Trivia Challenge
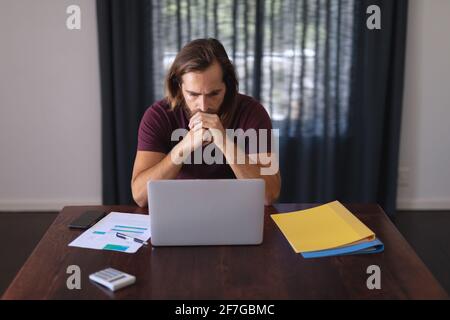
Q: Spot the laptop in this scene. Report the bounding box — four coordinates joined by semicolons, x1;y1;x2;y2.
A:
147;179;265;246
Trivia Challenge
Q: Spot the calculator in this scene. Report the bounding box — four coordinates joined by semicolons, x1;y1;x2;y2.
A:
89;268;136;291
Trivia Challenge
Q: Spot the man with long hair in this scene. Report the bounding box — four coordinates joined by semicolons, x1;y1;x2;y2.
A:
131;38;281;207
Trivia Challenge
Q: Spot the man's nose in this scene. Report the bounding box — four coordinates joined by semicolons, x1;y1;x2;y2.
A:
198;95;208;112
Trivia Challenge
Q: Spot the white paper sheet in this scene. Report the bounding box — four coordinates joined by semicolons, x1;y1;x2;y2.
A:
69;212;151;253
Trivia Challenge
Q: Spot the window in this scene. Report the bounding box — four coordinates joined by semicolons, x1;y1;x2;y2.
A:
151;0;355;137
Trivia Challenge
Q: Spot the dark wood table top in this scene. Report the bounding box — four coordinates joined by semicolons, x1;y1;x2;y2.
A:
2;204;448;300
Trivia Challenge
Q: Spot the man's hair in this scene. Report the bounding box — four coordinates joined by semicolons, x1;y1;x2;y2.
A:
165;38;239;127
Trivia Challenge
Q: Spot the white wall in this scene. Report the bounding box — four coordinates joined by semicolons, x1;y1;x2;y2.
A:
397;0;450;210
0;0;102;211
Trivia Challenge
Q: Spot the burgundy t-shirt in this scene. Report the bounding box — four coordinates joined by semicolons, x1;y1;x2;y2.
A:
137;93;272;179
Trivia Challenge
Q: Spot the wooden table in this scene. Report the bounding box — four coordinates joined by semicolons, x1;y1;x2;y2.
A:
2;204;448;299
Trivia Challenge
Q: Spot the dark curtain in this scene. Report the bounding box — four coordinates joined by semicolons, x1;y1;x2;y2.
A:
97;0;408;216
97;1;155;204
277;0;408;217
348;0;408;216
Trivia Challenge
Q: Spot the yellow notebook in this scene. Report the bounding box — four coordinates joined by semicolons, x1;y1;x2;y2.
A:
271;201;375;253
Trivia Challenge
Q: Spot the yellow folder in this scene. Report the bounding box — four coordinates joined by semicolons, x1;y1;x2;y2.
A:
271;201;375;253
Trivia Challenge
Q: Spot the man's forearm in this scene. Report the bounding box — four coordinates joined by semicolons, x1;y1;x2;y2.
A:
132;144;185;207
228;161;280;205
219;138;281;205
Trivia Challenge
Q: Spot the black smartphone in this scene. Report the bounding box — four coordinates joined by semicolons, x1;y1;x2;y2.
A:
68;211;106;229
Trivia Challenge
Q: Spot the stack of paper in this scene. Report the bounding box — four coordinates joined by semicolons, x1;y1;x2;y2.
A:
271;201;384;258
